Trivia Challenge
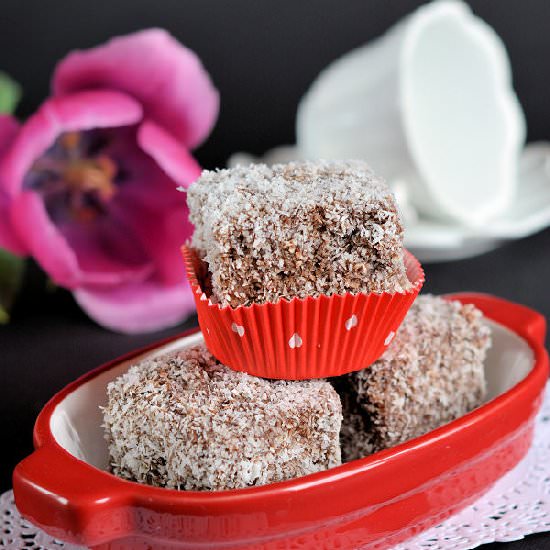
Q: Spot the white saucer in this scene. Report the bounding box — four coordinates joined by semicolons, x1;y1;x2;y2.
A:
228;142;550;263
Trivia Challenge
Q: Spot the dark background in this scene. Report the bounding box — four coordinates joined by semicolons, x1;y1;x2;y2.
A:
1;1;550;548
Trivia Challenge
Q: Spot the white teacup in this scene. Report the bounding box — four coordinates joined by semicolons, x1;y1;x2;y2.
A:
297;0;526;227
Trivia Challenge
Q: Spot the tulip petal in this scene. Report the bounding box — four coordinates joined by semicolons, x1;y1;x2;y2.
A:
137;119;201;187
0;90;143;197
10;191;152;288
73;279;196;333
53;29;219;148
0;202;26;254
0;199;26;254
10;191;81;287
0;114;19;155
0;114;26;254
59;219;154;285
111;176;192;286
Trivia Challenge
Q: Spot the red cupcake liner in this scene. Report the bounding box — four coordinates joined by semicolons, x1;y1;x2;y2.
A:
182;246;424;380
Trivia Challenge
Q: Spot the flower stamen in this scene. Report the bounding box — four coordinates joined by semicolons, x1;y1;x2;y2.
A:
24;130;119;223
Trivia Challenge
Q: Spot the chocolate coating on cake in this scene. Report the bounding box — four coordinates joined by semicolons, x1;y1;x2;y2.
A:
187;160;410;307
104;344;342;490
340;295;491;462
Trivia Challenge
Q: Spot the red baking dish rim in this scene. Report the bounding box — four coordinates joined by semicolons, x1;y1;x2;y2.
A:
12;292;549;548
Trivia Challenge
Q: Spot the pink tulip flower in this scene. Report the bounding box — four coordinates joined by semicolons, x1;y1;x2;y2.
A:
0;29;218;332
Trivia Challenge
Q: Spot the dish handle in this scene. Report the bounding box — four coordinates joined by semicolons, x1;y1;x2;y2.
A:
13;445;131;546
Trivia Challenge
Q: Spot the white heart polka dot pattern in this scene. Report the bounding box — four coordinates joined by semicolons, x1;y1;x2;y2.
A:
231;323;245;337
288;333;303;349
345;314;358;331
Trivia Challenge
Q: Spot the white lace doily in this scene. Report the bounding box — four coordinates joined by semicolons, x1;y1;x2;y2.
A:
0;489;82;549
2;382;549;550
396;382;550;550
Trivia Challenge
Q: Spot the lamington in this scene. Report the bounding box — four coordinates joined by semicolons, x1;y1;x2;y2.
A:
339;295;491;462
186;160;411;307
104;344;342;490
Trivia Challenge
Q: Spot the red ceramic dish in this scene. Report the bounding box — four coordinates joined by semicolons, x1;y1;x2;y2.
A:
12;293;549;550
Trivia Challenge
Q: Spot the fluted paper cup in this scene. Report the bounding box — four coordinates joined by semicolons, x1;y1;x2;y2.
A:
182;246;424;380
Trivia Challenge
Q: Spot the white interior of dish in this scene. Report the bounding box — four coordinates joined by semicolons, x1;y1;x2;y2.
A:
50;322;534;471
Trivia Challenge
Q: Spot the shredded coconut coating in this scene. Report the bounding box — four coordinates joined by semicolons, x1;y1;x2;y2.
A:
187;160;410;307
103;344;342;491
339;295;491;462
